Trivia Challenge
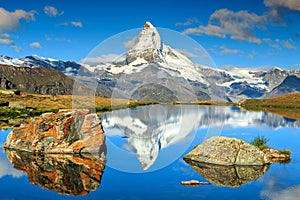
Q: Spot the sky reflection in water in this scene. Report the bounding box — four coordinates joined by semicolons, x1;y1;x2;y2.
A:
0;105;299;199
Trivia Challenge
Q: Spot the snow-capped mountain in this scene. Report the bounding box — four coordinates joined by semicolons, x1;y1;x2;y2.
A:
264;75;300;98
1;21;300;101
88;22;229;102
199;66;300;101
0;55;82;76
125;22;193;67
85;22;300;101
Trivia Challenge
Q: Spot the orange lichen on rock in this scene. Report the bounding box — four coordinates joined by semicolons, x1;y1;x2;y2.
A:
4;109;105;155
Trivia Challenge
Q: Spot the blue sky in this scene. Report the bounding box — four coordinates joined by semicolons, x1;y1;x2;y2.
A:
0;0;300;69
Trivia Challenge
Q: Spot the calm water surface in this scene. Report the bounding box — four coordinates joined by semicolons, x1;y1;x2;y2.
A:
0;105;300;200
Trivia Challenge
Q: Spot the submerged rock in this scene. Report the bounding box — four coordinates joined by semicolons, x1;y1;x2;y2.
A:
5;150;105;196
184;136;270;166
4;109;105;155
184;160;269;188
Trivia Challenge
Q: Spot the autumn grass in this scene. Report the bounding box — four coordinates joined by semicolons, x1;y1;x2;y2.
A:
0;93;155;119
0;93;134;111
278;149;291;155
0;107;58;119
240;92;300;120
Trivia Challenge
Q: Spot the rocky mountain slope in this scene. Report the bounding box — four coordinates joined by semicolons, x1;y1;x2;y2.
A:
0;64;75;95
264;75;300;98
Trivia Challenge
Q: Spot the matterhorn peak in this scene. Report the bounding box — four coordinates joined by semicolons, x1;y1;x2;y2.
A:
126;21;165;64
143;21;155;29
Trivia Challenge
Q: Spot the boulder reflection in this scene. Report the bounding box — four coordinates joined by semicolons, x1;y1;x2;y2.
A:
184;160;269;188
5;150;105;196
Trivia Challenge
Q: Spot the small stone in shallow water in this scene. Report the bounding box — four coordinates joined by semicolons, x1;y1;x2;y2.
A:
180;180;210;186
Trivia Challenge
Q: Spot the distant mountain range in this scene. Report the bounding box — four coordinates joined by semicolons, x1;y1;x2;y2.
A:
0;22;299;100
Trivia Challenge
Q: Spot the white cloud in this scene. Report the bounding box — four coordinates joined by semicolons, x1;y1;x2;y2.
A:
264;0;300;22
0;7;35;32
175;49;198;58
183;9;266;44
59;21;83;28
184;24;226;37
0;33;14;45
13;45;22;52
263;38;297;50
282;39;297;49
263;38;280;49
248;51;257;59
264;0;300;12
261;178;300;200
70;21;83;28
29;42;42;48
82;54;125;65
0;8;35;52
124;37;137;49
0;33;22;52
199;53;209;59
0;155;25;179
43;6;64;17
45;35;71;43
219;46;242;55
175;18;200;26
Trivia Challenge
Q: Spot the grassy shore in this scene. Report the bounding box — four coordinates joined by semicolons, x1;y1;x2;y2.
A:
240;92;300;120
0;93;133;110
0;93;156;128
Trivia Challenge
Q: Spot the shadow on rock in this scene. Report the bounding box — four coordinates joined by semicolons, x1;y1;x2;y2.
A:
184;159;270;188
5;150;106;196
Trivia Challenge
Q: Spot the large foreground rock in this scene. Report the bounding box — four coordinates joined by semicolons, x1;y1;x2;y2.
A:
184;136;270;165
4;109;105;155
184;160;269;188
5;150;105;196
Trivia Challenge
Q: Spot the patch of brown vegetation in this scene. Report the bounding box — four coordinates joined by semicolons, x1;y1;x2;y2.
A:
261;93;300;120
0;93;132;111
240;92;300;120
264;92;300;105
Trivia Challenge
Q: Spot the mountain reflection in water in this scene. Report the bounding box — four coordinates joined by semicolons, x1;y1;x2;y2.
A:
101;105;300;170
5;150;105;196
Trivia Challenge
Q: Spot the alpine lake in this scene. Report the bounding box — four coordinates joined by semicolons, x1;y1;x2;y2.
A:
0;104;300;200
